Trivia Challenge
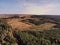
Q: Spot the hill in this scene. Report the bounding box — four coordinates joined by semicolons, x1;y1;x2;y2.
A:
0;14;60;45
5;15;60;30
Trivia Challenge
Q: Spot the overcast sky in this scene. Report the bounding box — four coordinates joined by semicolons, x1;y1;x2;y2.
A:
0;0;60;15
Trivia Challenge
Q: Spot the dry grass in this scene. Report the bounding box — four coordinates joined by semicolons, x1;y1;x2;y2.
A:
4;15;57;31
7;18;36;30
35;23;56;31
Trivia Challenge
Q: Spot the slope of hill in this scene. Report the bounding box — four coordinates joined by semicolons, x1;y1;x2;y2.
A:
0;14;60;45
0;14;60;30
5;15;60;30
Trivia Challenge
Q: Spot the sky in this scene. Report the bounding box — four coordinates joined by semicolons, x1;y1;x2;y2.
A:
0;0;60;15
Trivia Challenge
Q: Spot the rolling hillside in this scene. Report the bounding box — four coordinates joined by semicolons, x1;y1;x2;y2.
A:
0;14;60;45
5;15;60;30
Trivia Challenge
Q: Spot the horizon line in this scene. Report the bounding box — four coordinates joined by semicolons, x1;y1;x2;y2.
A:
0;14;60;15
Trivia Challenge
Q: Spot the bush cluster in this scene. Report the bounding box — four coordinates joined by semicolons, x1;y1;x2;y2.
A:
14;29;60;45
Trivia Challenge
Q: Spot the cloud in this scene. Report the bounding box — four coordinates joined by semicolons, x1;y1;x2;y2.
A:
0;0;60;14
22;2;60;15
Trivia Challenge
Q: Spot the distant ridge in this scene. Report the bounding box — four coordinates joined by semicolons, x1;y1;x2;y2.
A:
0;14;60;19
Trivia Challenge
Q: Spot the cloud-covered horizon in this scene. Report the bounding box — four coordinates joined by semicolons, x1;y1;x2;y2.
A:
0;0;60;15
